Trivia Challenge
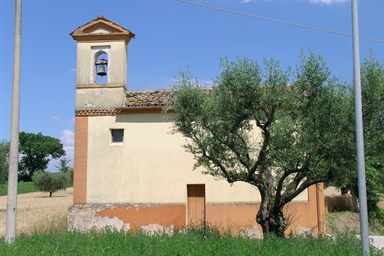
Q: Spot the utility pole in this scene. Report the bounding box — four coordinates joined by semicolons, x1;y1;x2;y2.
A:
5;0;22;244
351;0;369;255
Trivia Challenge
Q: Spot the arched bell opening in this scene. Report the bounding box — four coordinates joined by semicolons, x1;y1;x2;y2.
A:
95;51;108;84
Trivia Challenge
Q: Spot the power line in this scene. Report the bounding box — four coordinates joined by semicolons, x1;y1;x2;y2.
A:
177;0;384;44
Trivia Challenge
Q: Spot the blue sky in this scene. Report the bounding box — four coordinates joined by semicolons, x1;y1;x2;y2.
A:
0;0;383;171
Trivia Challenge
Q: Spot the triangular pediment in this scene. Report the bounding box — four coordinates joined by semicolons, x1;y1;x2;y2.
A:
70;15;135;43
89;28;112;35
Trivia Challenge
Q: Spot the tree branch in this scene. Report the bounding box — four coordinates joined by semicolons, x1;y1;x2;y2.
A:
191;133;236;183
281;175;327;205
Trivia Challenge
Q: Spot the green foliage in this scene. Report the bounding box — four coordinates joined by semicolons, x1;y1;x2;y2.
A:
0;184;8;196
19;132;65;180
0;140;10;184
329;52;384;218
361;54;384;218
0;181;39;196
54;157;71;173
17;181;39;194
365;164;384;218
166;51;354;236
0;229;382;256
66;167;74;187
32;171;69;197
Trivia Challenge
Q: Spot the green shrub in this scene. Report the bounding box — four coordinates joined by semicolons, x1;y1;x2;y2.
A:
32;171;69;197
65;168;73;187
0;183;7;196
17;181;39;194
0;181;38;196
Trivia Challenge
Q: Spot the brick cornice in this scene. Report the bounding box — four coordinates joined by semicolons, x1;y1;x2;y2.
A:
75;83;126;89
75;108;122;116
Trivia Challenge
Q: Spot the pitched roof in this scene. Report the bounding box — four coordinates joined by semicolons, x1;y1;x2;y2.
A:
70;15;135;42
125;89;173;108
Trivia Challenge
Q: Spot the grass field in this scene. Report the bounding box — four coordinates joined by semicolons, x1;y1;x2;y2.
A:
1;227;383;256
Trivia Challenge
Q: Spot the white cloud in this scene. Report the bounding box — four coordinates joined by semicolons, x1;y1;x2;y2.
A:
309;0;347;5
53;116;74;125
240;0;252;3
63;145;74;162
68;68;76;72
60;129;74;145
49;145;74;169
53;116;64;124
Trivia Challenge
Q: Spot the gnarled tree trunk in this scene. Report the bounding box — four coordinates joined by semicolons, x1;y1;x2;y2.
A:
256;200;287;238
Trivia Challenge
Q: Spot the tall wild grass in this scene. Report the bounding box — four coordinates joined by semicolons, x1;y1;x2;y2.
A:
0;217;383;256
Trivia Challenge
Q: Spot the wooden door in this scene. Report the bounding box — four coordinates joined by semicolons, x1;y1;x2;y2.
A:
187;184;206;225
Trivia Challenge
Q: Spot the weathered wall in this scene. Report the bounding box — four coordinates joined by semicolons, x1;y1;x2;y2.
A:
75;86;126;110
75;41;128;110
71;112;324;236
68;185;324;236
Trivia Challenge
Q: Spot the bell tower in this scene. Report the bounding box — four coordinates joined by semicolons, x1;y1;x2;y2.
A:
70;15;135;110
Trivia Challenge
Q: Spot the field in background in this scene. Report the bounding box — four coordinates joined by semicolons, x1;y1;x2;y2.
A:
0;188;72;237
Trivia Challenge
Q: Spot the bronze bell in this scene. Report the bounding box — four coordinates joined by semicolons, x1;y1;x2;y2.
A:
96;65;107;77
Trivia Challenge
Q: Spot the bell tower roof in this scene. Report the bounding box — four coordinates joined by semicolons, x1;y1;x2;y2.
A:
70;15;135;43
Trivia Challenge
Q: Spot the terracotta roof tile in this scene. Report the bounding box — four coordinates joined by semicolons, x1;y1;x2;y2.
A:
125;89;173;108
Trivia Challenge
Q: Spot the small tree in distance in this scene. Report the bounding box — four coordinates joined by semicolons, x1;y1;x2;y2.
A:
55;157;74;187
55;157;71;172
32;171;69;197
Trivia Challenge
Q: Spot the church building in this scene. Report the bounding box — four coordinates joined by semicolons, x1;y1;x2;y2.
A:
68;15;325;237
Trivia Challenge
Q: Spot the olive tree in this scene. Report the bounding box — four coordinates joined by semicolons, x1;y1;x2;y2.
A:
32;171;69;197
166;52;354;237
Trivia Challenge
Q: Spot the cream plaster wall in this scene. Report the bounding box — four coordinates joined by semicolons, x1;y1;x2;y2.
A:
75;87;126;110
75;41;128;110
76;41;127;85
86;114;308;204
